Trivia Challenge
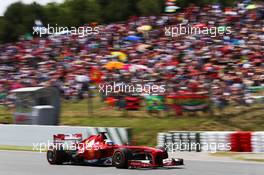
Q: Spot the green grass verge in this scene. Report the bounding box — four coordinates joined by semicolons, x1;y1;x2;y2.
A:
0;105;13;124
1;97;264;146
211;152;264;163
60;99;264;146
0;145;35;152
235;157;264;163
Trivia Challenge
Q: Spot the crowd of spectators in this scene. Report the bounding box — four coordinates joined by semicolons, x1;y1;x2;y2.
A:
0;2;263;110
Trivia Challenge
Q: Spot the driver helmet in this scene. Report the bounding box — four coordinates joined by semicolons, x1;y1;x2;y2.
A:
105;139;114;145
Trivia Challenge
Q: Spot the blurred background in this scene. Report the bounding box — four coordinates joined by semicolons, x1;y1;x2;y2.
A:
0;0;263;146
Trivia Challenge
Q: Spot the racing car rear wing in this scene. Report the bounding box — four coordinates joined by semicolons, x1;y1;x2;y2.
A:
53;133;82;144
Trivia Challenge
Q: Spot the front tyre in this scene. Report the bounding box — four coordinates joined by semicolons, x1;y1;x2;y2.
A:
112;148;132;169
156;146;168;159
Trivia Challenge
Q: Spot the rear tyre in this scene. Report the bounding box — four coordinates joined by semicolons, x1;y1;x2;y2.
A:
112;148;132;169
47;149;65;165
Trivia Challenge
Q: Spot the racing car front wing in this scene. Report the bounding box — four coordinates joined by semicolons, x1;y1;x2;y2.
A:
128;158;184;168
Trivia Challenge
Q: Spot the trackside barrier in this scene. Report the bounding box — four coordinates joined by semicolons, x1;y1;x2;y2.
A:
252;132;264;152
230;132;252;152
0;124;132;147
157;131;264;153
157;131;201;152
200;131;235;152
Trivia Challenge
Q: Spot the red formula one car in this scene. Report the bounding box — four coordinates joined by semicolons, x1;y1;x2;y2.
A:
47;132;184;169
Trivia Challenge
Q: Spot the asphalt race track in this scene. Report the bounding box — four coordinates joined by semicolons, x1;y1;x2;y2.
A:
0;151;263;175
